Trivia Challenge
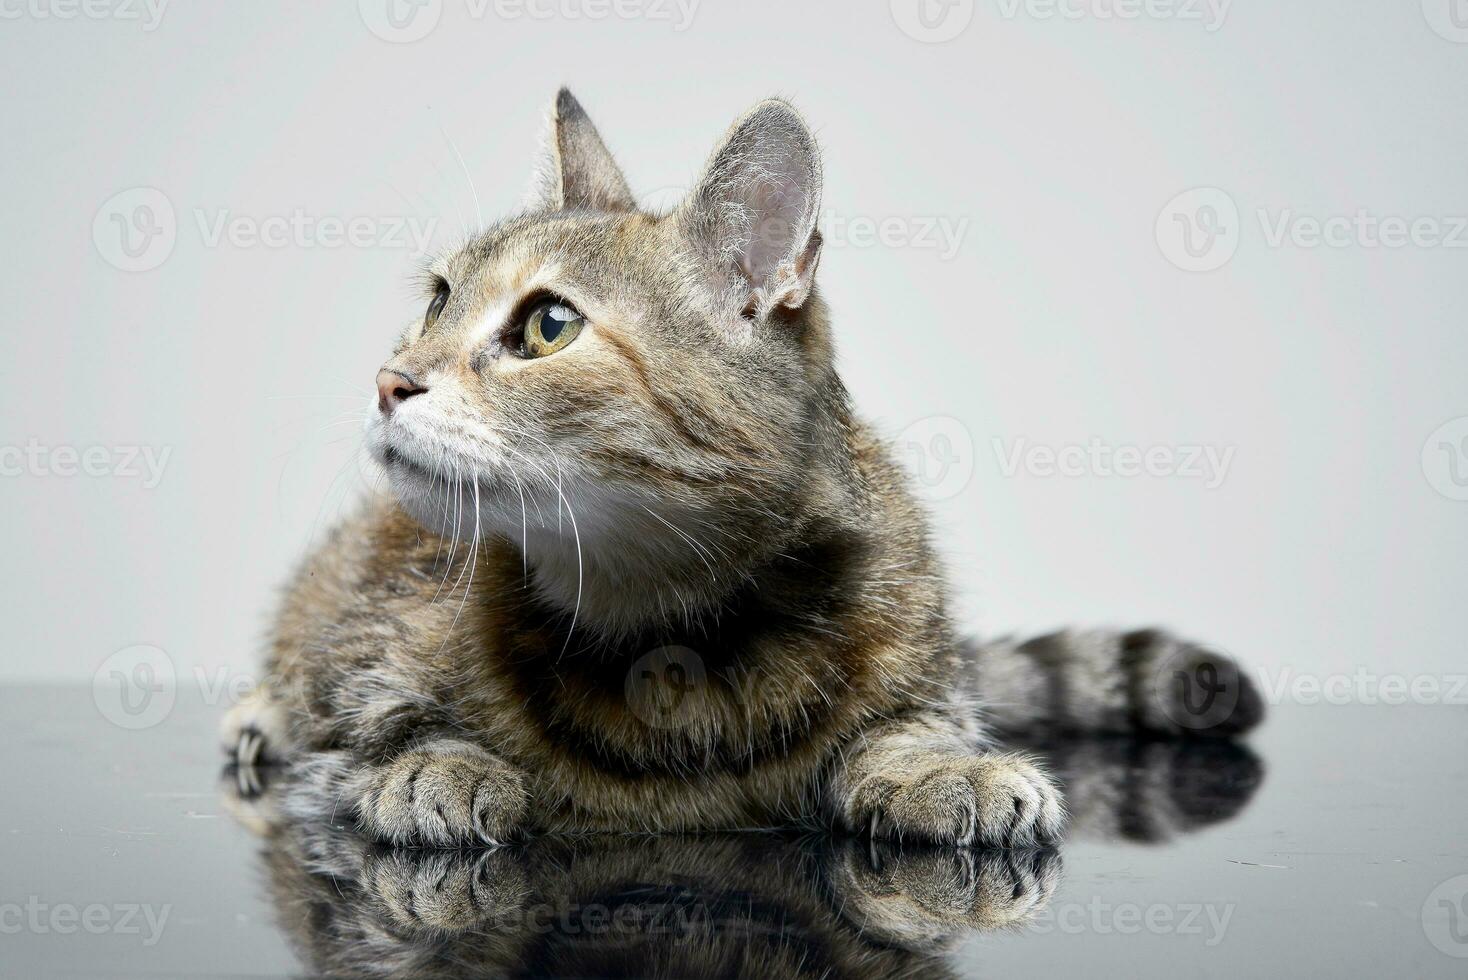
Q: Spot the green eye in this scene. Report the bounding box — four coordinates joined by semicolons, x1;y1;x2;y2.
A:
424;281;450;331
522;300;585;358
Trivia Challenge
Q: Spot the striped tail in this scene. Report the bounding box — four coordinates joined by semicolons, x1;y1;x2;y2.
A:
968;628;1265;738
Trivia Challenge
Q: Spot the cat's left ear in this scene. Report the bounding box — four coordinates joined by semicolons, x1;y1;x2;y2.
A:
677;98;823;320
527;88;636;213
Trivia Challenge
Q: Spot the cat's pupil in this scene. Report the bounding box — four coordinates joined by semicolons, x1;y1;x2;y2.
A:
540;313;565;342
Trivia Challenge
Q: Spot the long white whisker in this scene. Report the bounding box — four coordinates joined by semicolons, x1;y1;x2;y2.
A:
439;122;483;230
641;504;718;584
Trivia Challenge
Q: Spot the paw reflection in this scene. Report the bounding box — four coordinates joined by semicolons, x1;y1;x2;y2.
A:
220;731;1264;977
227;801;1058;978
362;846;530;934
835;841;1061;947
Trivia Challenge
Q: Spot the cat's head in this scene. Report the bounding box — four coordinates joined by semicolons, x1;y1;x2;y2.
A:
364;90;853;617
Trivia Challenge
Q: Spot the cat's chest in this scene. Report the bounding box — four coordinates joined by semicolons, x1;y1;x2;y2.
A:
466;601;862;784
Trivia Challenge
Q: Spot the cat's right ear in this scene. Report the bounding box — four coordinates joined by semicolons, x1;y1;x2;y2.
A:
527;88;636;213
677;99;824;322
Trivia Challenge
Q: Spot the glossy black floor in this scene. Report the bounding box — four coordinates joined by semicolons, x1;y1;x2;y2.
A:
5;688;1465;977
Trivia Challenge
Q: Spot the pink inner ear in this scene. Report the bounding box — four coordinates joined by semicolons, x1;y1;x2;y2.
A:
739;175;806;287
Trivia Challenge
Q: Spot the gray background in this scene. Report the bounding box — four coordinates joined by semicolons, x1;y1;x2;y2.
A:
3;0;1466;697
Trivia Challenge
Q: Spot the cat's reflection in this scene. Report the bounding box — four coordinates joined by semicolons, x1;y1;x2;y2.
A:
229;806;1055;978
1012;734;1266;844
221;736;1262;978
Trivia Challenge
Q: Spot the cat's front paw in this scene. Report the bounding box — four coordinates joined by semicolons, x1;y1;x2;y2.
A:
219;689;288;766
356;740;530;847
848;752;1065;847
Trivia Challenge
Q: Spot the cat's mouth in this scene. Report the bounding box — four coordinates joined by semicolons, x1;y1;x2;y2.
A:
379;444;441;483
379;440;510;496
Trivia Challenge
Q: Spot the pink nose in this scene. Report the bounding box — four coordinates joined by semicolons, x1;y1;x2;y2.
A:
376;370;427;415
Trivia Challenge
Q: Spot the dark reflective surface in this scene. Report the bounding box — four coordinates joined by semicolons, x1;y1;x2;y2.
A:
242;819;1061;979
5;687;1466;977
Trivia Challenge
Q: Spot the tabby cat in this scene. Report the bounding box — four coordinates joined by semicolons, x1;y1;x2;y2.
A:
223;90;1262;847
